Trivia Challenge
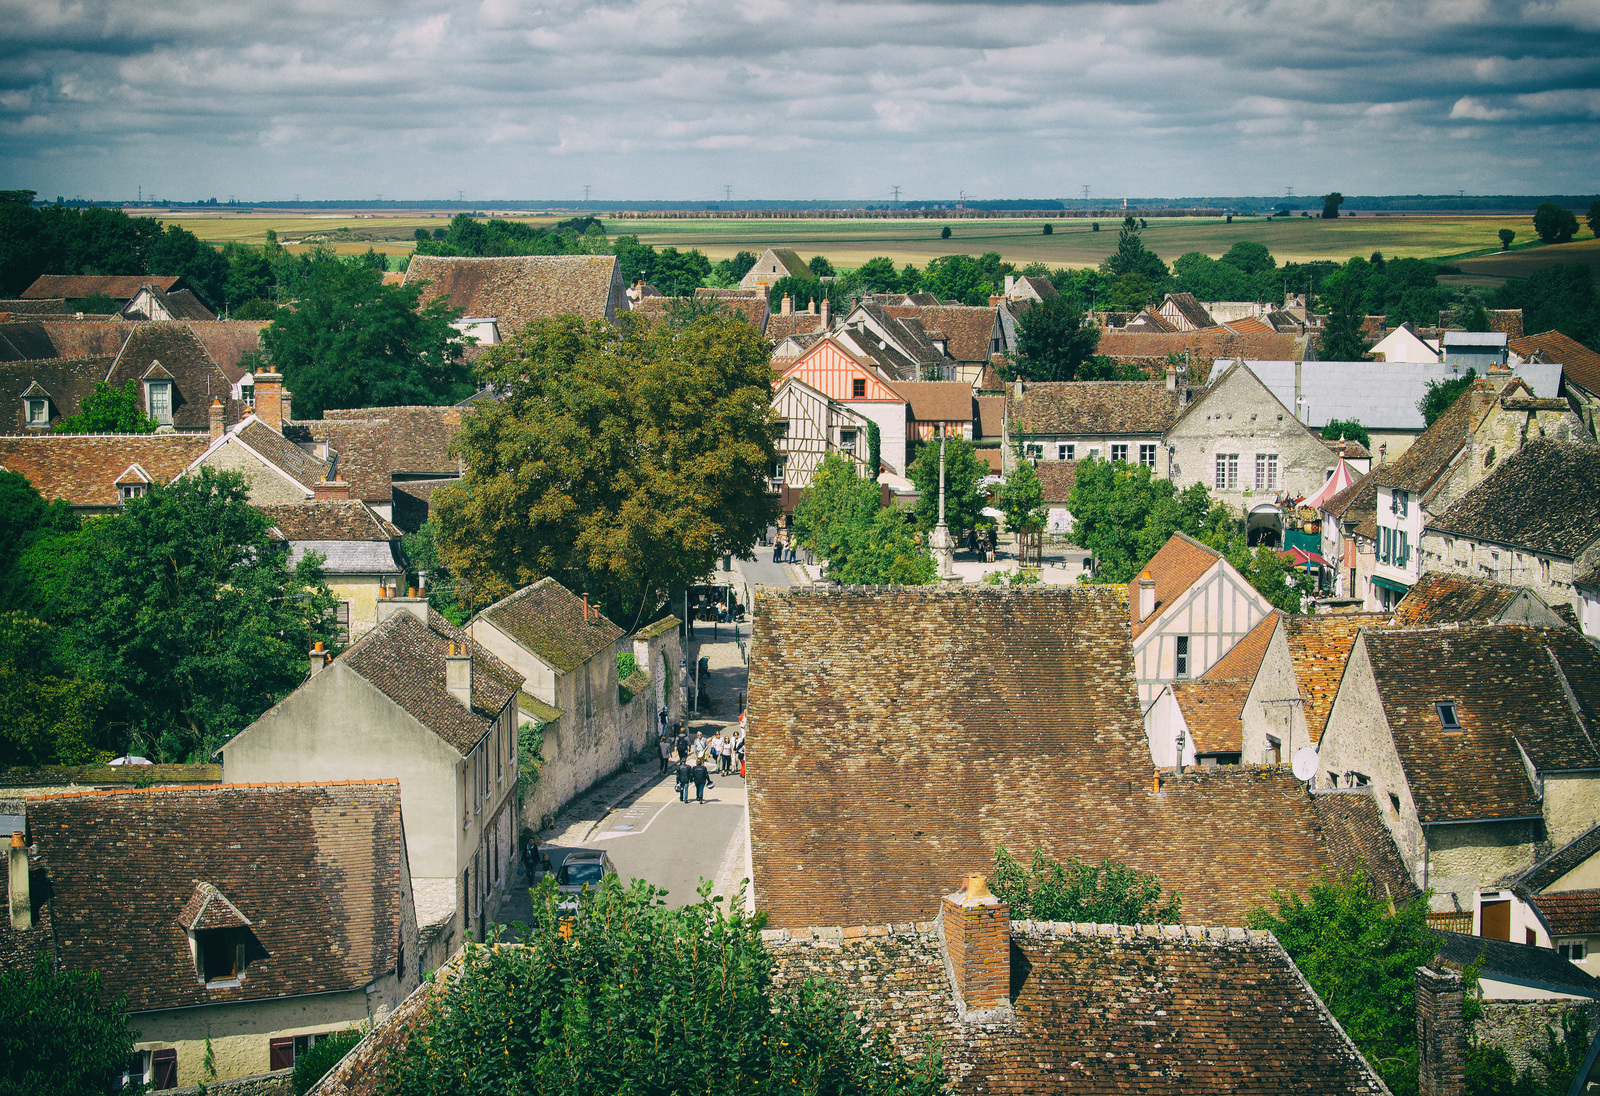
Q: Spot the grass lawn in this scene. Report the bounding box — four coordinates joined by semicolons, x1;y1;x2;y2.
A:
140;208;1592;279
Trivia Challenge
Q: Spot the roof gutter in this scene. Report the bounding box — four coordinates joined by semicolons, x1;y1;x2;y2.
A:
125;973;394;1018
1421;814;1543;827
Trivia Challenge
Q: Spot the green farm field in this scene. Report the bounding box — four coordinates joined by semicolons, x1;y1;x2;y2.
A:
142;208;1592;280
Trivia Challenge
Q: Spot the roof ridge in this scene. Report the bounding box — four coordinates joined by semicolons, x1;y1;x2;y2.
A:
31;779;399;801
762;920;1276;942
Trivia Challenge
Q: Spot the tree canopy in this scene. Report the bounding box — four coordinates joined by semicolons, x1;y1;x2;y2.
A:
1532;202;1579;244
261;250;472;418
920;253;1012;306
1321;192;1345;219
383;876;946;1096
997;460;1046;532
1493;263;1599;350
415;213;606;258
1322;418;1371;452
1010;295;1101;381
435;314;779;625
1318;278;1372;361
51;380;156;435
1066;459;1231;583
0;956;139;1096
793;453;935;585
907;434;987;535
1099;222;1169;283
1419;368;1478;427
991;846;1181;924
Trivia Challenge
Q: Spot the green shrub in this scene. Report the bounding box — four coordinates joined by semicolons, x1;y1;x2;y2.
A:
291;1028;363;1095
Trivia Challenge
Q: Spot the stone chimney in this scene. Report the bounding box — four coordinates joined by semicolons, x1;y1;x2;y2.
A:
1416;966;1465;1096
820;298;831;328
1136;570;1156;622
377;588;430;627
1165;364;1177;391
9;831;30;931
313;479;350;501
445;641;473;709
781;293;792;316
989;295;1003;307
209;398;226;442
941;873;1011;1019
1004;274;1015;297
281;389;293;423
309;640;328;677
254;369;285;431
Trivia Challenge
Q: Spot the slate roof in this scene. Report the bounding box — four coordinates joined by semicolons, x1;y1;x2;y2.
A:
1243;359;1558;433
1520;823;1600;891
1395;573;1535;627
0;356;115;430
404;255;622;333
0;433;209;507
23;274;180;300
1008;380;1181;437
256;500;402;542
105;322;239;433
1310;790;1423;903
341;609;522;755
1435;931;1600;998
1426;440;1600;558
1173;679;1253;754
321;406;467;477
888;380;972;423
764;920;1388;1096
1130;532;1222;638
2;782;405;1013
1529;890;1600;936
1283;613;1389;744
476;577;624;674
1034;459;1079;503
902;306;997;363
974;394;1004;441
1361;625;1600;825
1513;329;1600;395
747;586;1352;929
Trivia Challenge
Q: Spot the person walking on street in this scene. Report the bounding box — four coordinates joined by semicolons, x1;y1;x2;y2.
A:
657;730;672;773
733;724;746;777
692;730;710;762
675;756;693;803
716;730;733;775
691;756;710;802
708;731;723;773
674;727;690;761
772;535;783;564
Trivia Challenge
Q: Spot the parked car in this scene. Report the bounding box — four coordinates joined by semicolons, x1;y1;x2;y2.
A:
555;849;617;911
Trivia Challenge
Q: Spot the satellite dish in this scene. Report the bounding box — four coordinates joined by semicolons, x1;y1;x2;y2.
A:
1291;747;1319;782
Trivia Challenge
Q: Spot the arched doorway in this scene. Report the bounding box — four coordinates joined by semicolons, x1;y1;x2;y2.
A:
1246;504;1283;549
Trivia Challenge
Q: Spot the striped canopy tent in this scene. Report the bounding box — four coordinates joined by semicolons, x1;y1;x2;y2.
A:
1301;456;1361;511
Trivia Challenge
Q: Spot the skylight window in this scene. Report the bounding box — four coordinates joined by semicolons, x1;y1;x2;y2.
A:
1436;702;1462;731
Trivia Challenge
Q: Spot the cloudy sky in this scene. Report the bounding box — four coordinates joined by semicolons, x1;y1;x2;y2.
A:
4;0;1598;203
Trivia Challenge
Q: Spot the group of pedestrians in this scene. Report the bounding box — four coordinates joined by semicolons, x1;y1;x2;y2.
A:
663;723;746;803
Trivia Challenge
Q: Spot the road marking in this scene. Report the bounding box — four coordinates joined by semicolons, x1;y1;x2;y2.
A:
593;796;676;841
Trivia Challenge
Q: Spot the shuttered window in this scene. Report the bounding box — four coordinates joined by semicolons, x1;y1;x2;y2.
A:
153;1048;179;1089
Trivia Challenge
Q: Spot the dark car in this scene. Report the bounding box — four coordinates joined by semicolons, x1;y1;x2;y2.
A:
555;849;617;911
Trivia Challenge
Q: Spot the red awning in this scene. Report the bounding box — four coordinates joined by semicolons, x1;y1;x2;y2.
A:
1278;547;1332;568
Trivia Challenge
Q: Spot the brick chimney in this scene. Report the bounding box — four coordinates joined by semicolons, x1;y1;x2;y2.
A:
309;640;328;677
1416;966;1465;1096
820;298;831;328
445;641;473;708
9;831;30;931
377;588;429;627
781;293;793;316
940;873;1011;1019
254;369;285;431
209;397;226;442
313;479;350;501
1136;570;1156;622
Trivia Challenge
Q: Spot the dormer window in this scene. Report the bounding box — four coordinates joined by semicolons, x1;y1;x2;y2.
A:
25;397;48;426
197;928;245;983
146;380;173;425
177;882;257;988
119;484;147;503
1436;702;1462;731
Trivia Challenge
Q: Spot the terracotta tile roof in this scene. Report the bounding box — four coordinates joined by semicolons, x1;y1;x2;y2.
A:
0;298;65;316
0;356;114;430
1172;678;1254;754
1520;823;1600;891
1130;532;1222;638
286;417;394;503
906;306;997;363
0;319;135;361
3;782;405;1013
1205;611;1278;680
404;255;622;332
234;418;331;492
0;433;209;506
1529;889;1600;936
765;920;1388;1096
1123;309;1178;332
976;448;1003;473
887;380;972;423
186;320;268;384
0;323;63;360
1395;573;1528;627
321;405;467;477
974;394;1004;440
1098;330;1300;367
1283;613;1389;744
1034;459;1078;503
1362;625;1600;824
105;322;239;433
747;586;1348;929
1310;790;1423;903
476;577;624;674
23;274;180;300
1226;316;1277;335
1512;329;1600;394
255;500;400;542
1008;380;1181;438
341;609;522;754
1426;440;1600;558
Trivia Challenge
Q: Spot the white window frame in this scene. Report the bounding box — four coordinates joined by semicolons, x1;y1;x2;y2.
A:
145;380;173;425
1139;444;1157;468
1111;443;1128;463
1255;453;1279;491
1215;453;1239;490
1558;939;1588;962
1058;443;1073;461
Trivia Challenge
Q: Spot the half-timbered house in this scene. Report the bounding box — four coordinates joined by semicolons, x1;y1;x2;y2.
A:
770;376;874;511
775;336;911;473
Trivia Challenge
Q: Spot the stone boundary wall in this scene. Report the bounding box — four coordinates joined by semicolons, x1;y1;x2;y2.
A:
1477;999;1600;1080
166;1067;291;1096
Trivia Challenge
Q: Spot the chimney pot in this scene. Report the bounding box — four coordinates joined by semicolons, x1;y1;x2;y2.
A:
209;398;225;442
376;591;429;626
309;642;328;676
9;830;30;931
445;639;473;708
1136;570;1156;622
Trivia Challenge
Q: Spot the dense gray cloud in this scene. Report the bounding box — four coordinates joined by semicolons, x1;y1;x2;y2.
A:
2;0;1597;200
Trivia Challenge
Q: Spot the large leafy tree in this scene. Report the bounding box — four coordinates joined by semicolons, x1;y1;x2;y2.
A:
854;256;907;293
1318;278;1372;361
0;471;77;612
997;459;1046;532
992;846;1181;924
1066;460;1236;584
262;250;472;418
0;956;138;1096
51;380;156;435
1249;871;1440;1096
1493;264;1599;349
1100;220;1169;283
1321;192;1345;219
0;613;104;766
1010;294;1101;381
1532;202;1579;244
384;877;945;1095
1588;200;1600;238
793;451;883;569
435;314;779;624
146;222;228;309
908;434;987;534
832;507;937;586
921;253;1004;306
1322;418;1371;451
67;468;337;762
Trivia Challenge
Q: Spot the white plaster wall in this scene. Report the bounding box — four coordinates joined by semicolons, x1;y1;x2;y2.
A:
1144;688;1194;768
1132;562;1271;709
